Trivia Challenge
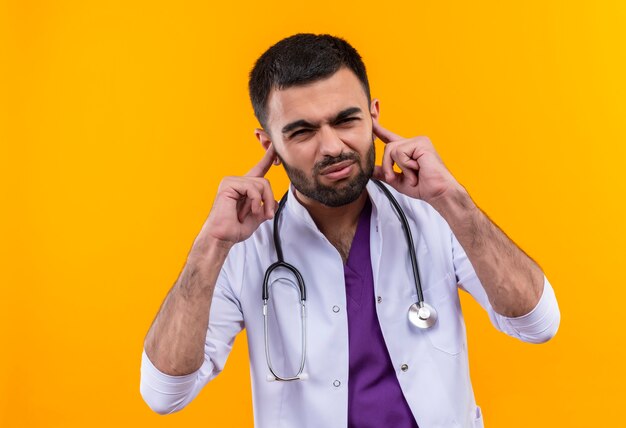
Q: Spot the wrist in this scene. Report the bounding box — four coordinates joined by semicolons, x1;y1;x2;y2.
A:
427;183;478;222
188;235;233;267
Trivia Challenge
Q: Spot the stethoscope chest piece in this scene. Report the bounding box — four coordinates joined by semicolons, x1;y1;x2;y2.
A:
408;301;438;329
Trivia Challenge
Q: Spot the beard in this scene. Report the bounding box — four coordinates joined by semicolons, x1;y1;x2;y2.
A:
278;136;376;207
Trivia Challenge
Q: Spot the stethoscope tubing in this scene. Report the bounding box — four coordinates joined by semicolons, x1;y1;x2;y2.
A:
370;179;425;304
263;179;436;381
263;194;307;380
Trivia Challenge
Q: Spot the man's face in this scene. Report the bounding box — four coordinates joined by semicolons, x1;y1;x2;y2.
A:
263;67;379;207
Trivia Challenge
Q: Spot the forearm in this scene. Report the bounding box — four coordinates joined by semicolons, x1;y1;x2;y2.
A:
429;184;544;317
143;238;232;376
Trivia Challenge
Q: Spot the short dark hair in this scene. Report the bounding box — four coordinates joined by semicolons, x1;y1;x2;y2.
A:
248;33;371;132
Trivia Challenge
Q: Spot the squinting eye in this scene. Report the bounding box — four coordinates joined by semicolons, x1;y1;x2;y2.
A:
290;129;310;138
338;118;358;124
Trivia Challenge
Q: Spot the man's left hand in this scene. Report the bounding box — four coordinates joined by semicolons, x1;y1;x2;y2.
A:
372;119;462;205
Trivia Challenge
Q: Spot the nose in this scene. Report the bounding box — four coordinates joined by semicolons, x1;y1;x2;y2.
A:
317;125;345;158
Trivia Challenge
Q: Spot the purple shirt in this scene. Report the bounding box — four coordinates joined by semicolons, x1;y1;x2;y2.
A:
344;197;419;428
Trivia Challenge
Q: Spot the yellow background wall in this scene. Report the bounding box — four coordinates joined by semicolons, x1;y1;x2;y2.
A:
1;0;624;426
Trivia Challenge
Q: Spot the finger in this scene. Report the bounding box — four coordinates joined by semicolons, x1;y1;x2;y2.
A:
233;182;264;222
395;150;419;186
373;165;395;183
246;143;277;178
239;177;275;220
398;146;420;170
237;197;253;223
255;177;276;219
249;193;263;217
372;120;404;144
399;164;418;186
374;165;402;185
381;144;397;183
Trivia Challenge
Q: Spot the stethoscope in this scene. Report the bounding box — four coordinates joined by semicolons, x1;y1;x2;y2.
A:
263;178;438;382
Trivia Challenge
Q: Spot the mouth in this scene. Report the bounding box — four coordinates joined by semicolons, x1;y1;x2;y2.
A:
320;160;355;181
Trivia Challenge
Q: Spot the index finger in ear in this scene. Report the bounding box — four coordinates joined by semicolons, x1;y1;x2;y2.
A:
245;143;277;177
372;120;404;144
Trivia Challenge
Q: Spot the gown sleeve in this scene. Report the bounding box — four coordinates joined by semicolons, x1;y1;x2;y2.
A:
451;230;561;343
139;243;246;414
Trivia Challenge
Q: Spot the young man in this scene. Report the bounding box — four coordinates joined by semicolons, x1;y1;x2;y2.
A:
140;33;560;427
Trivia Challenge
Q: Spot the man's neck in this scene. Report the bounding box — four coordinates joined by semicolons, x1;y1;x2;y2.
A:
292;187;369;239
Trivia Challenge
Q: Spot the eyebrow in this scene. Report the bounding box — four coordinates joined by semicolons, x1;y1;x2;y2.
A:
281;106;363;135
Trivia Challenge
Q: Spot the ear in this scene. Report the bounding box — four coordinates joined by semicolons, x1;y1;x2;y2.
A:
254;128;281;165
370;98;380;122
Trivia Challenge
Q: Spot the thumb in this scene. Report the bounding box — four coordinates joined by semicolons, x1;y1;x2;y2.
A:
373;165;400;187
373;165;385;181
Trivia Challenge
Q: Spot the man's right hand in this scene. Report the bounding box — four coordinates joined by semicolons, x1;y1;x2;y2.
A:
192;144;279;254
143;146;278;378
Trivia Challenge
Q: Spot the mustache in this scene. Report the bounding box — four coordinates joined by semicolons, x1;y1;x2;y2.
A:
313;152;361;175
